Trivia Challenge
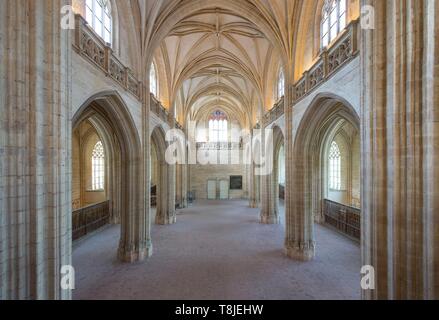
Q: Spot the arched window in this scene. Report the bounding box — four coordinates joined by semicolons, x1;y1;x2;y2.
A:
85;0;112;45
329;141;341;190
150;63;158;97
278;69;285;100
278;145;285;185
321;0;346;48
209;111;228;142
92;141;105;190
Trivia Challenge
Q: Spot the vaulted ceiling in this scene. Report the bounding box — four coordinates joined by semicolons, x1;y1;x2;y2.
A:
127;0;305;127
159;9;277;127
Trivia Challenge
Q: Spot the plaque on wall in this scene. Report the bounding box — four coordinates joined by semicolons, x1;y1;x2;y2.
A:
230;176;243;190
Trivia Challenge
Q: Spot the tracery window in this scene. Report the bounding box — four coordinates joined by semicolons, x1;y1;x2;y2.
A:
86;0;112;44
150;63;158;97
278;69;285;100
321;0;346;48
329;141;341;190
92;141;105;191
209;111;228;142
278;145;285;185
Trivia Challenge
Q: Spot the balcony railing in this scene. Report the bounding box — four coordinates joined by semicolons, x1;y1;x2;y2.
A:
73;14;142;100
150;94;169;123
72;201;110;241
196;142;243;150
150;94;184;129
263;97;285;126
293;19;360;103
323;199;360;241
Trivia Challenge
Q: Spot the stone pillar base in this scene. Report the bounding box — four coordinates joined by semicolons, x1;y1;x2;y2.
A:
285;241;315;261
118;241;153;263
314;213;325;224
249;199;259;208
260;214;280;224
156;214;177;225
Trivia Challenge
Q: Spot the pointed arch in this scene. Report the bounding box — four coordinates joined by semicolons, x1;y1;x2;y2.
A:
287;93;360;260
73;91;149;262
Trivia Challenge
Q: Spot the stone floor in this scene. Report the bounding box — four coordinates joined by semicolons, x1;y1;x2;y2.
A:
73;200;361;300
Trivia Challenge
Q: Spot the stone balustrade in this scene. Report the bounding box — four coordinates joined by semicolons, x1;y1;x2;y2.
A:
196;142;243;150
263;97;285;126
73;14;184;129
150;93;169;123
292;19;359;103
73;14;142;100
150;94;184;129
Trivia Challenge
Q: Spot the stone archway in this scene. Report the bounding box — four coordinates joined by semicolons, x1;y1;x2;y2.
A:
73;91;151;262
260;125;285;225
273;128;286;226
286;94;360;261
151;125;176;225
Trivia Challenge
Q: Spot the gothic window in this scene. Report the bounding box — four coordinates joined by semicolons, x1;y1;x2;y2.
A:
321;0;347;48
278;69;285;100
86;0;112;45
209;111;228;142
329;141;341;190
278;145;285;185
150;63;158;97
92;141;105;190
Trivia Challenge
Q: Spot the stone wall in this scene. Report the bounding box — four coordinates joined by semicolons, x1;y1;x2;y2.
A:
0;0;72;300
189;164;248;200
292;56;361;140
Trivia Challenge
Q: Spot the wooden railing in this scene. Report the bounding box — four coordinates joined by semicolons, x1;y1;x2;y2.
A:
263;97;285;126
293;19;360;103
72;201;110;241
73;14;142;100
323;199;360;241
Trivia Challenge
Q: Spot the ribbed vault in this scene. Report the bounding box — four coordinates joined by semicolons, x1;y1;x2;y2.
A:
136;0;299;129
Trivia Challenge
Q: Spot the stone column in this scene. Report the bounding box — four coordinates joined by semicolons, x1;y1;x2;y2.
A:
423;0;439;300
118;64;153;263
179;125;188;209
258;123;278;224
0;0;72;300
285;70;315;261
246;131;258;208
260;126;274;224
248;161;259;208
260;168;279;224
181;162;189;208
361;0;439;299
175;163;181;207
157;114;176;225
